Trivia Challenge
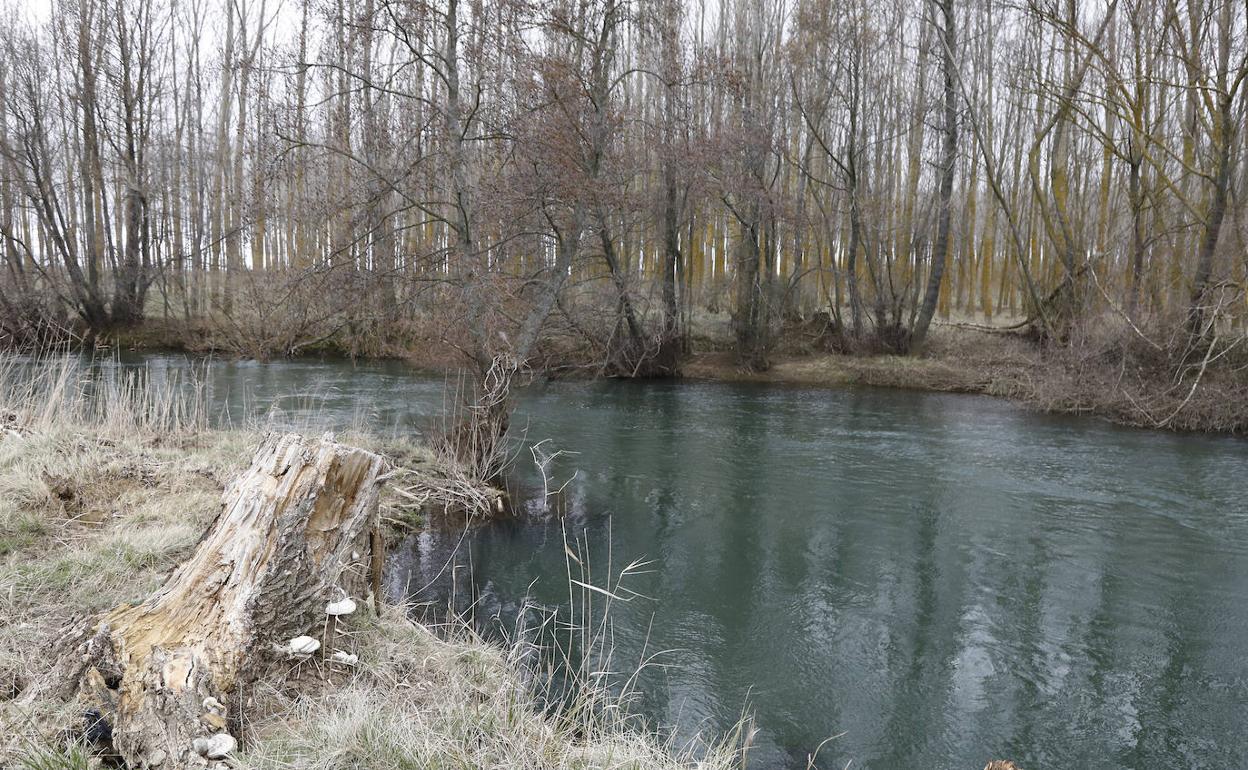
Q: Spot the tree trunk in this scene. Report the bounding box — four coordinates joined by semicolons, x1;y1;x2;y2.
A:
595;208;646;368
58;433;386;769
1187;95;1234;337
733;211;768;371
910;0;958;350
658;170;682;372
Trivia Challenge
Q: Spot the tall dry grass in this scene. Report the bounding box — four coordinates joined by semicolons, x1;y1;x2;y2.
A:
0;353;211;437
240;526;745;770
0;357;252;766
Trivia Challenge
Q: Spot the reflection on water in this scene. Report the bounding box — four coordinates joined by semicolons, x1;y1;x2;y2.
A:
393;381;1248;770
39;354;1248;769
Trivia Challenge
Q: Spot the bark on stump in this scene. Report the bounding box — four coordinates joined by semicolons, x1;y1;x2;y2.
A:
64;432;386;768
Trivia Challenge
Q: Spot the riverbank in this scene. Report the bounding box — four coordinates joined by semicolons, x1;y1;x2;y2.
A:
43;314;1248;435
682;324;1248;435
0;370;735;769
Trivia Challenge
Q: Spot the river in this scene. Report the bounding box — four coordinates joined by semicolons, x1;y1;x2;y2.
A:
64;355;1248;768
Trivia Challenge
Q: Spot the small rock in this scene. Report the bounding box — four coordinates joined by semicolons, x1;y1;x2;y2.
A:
191;737;211;756
326;597;357;616
205;733;236;759
288;635;320;655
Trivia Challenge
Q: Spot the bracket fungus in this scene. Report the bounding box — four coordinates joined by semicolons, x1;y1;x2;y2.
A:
288;635;321;657
331;650;359;666
326;598;357;616
191;733;237;760
324;597;357;658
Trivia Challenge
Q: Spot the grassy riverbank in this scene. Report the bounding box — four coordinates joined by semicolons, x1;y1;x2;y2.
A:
0;363;736;769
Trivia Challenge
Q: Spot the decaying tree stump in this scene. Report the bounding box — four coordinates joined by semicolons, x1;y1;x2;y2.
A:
62;433;386;768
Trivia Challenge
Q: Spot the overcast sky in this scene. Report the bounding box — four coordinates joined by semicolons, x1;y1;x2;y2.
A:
15;0;53;22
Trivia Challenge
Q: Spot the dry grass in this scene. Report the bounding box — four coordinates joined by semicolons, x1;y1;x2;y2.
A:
684;319;1248;434
0;356;260;745
241;606;737;770
0;354;739;770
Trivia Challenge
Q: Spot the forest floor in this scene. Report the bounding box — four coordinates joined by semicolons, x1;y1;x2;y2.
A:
0;374;734;769
683;320;1031;394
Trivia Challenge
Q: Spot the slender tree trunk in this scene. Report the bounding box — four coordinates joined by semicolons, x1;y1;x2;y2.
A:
911;0;957;350
659;170;682;370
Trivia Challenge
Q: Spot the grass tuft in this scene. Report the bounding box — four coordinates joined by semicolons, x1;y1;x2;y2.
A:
13;745;91;770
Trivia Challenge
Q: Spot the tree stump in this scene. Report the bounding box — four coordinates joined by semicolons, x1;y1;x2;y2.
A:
63;433;386;768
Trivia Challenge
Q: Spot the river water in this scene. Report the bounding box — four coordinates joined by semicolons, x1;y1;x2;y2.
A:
66;355;1248;768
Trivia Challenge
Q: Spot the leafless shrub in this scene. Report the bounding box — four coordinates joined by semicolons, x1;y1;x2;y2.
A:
189;268;370;360
387;355;525;523
436;355;523;480
538;280;681;377
0;285;78;352
992;303;1248;433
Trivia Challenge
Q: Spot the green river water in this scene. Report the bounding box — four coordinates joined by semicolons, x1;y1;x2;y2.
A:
69;355;1248;768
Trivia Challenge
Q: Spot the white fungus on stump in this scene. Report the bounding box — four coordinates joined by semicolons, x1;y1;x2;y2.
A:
191;733;237;759
287;635;321;657
323;596;357;658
